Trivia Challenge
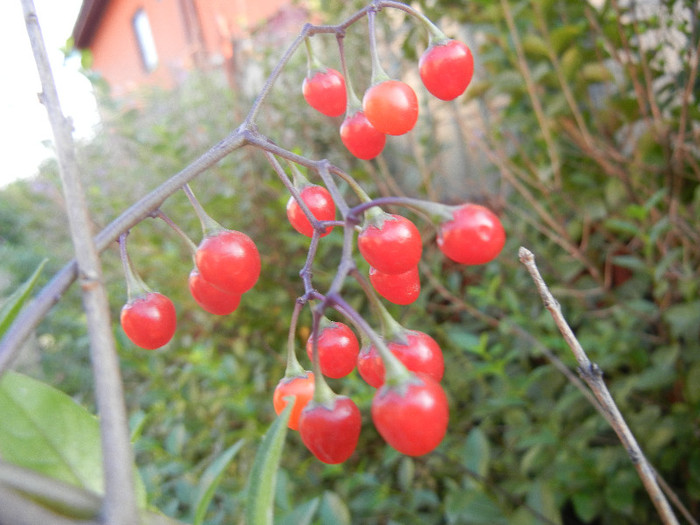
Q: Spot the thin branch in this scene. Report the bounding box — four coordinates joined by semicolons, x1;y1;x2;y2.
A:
20;1;138;522
518;247;679;525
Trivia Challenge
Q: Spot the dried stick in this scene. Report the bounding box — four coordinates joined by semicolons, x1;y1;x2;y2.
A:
19;1;139;523
518;247;679;525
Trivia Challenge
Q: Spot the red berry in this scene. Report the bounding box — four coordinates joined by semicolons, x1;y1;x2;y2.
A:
437;204;505;265
340;110;386;160
369;265;420;305
358;214;422;275
299;396;361;464
362;80;418;136
303;68;347;117
286;185;336;238
371;374;448;456
357;331;444;388
188;269;241;315
273;372;315;431
120;292;177;350
195;230;261;294
306;321;360;378
419;40;474;101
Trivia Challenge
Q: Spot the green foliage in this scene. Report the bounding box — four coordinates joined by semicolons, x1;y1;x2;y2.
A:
1;0;698;523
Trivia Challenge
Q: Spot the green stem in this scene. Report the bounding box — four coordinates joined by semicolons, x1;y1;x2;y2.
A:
367;10;391;85
309;310;337;406
303;36;324;75
337;32;363;115
331;293;410;386
118;233;152;302
352;269;406;343
183;184;225;237
155;210;198;263
284;300;308;378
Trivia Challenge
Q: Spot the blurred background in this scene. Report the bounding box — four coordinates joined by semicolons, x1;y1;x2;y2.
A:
1;0;698;523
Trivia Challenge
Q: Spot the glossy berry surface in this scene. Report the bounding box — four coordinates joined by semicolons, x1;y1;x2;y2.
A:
306;321;360;378
302;68;347;117
369;265;420;305
299;396;361;464
188;269;241;315
358;214;422;275
419;40;474;101
120;292;177;350
273;372;315;431
437;204;506;265
340;110;386;160
286;185;336;238
357;331;444;388
371;374;449;456
195;230;261;294
362;80;419;136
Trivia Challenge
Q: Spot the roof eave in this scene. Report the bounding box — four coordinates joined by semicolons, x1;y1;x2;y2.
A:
72;0;110;49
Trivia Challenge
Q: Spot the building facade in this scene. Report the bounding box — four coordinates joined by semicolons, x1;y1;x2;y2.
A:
72;0;300;96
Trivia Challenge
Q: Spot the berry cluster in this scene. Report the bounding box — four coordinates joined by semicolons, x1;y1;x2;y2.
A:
303;9;474;161
271;11;502;464
117;3;504;466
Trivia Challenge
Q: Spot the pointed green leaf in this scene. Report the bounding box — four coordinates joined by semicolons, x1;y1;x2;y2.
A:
192;439;245;525
522;34;550;59
0;372;146;506
275;497;319;525
0;259;46;337
463;427;491;478
245;399;293;525
319;490;351;525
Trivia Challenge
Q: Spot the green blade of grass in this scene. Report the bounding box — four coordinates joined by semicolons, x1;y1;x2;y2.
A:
245;399;293;525
192;439;245;525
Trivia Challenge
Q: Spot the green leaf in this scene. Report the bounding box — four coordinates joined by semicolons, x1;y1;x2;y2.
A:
581;62;613;83
462;427;490;478
192;439;245;525
549;23;585;55
245;400;293;525
0;259;46;337
571;490;602;523
445;484;507;525
526;481;562;525
318;490;351;525
0;372;146;506
522;34;550;59
663;301;700;340
275;497;319;525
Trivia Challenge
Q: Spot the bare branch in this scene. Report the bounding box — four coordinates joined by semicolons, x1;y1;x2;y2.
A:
518;247;679;525
19;0;138;522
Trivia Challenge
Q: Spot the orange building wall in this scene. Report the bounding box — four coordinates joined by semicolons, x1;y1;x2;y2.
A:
88;0;293;96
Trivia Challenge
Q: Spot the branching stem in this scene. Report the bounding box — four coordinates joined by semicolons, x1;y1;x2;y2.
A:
518;247;679;525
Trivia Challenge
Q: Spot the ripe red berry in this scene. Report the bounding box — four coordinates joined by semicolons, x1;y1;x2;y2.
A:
362;80;419;136
437;204;506;265
306;321;360;378
273;372;315;431
195;230;261;294
120;292;177;350
371;374;448;456
286;185;336;238
419;40;474;101
358;214;422;275
299;396;361;464
188;269;241;315
357;331;444;388
340;110;386;160
303;68;347;117
369;265;420;305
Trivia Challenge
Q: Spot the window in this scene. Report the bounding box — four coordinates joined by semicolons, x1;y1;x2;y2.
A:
133;9;158;72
